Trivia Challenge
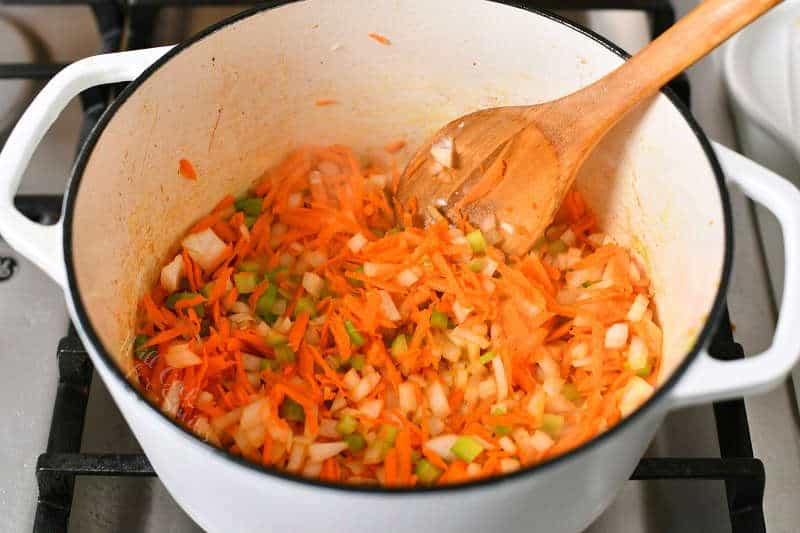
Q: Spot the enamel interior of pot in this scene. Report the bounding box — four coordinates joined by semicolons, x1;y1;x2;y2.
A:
71;0;725;397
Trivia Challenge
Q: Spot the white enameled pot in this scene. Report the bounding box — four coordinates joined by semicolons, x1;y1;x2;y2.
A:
2;2;800;532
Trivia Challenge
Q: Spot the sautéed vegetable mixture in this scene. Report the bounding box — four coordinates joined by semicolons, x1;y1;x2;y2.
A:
134;144;661;486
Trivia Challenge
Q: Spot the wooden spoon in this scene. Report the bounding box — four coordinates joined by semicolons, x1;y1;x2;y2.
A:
397;0;780;256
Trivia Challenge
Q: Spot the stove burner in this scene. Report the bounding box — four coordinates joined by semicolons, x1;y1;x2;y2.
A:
0;256;17;281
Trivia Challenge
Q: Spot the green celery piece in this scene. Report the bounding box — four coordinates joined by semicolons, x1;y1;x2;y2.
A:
265;330;287;346
350;354;365;371
390;334;408;358
479;351;496;365
561;383;582;402
294;296;317;318
256;284;278;319
238;260;262;273
541;413;565;438
265;265;288;282
415;459;442;484
260;359;276;371
450;436;484;462
165;291;199;309
279;398;305;422
494;425;511;436
466;230;487;253
233;272;258;294
344;320;365;346
344;433;366;453
379;425;399;446
430;310;449;330
636;363;652;378
336;414;358;435
234;197;263;217
274;344;296;364
468;259;485;273
548;239;567;255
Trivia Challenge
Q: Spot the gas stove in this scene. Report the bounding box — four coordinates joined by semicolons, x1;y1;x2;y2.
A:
0;1;796;532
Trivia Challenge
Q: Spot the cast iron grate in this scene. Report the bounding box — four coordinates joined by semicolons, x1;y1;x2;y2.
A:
0;1;764;532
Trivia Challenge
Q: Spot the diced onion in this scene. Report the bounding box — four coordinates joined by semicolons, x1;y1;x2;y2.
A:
478;378;497;399
479;214;496;233
452;300;472;324
308;441;348;463
492;356;508;400
358;399;383;419
619;376;654;417
627;336;649;370
182;228;226;271
498;436;516;454
302;461;323;478
162;380;183;418
500;221;515;235
302;271;324;297
428;416;445;436
165;343;202;368
430;136;454;168
347;233;368;253
352;372;381;402
424;434;458;461
530;430;554;452
378;290;401;321
605;323;629;349
160;255;184;293
369;173;388;189
287;192;303;208
287;441;306;472
364;262;390;277
627;294;649;322
241;353;262;372
396;269;420;287
240;398;267;430
500;458;521;473
307;250;328;268
427;381;451;417
481;258;498;277
343;368;360;391
398;382;417;414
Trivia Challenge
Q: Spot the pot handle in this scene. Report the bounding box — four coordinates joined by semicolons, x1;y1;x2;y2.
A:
669;141;800;408
0;46;172;287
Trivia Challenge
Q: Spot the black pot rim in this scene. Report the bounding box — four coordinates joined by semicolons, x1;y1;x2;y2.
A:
62;0;734;495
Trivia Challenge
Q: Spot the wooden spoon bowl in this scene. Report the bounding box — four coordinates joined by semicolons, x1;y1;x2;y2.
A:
397;0;780;256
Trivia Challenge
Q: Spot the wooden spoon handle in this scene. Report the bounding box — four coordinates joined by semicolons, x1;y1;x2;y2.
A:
553;0;780;147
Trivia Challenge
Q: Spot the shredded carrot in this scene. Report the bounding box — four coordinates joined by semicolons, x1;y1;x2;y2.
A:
179;158;197;180
367;32;391;45
315;99;338;107
134;143;662;488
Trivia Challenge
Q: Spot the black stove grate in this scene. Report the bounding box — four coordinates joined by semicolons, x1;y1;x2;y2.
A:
0;1;765;532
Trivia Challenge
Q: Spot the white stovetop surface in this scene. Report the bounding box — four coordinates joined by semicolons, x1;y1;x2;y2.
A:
1;3;798;532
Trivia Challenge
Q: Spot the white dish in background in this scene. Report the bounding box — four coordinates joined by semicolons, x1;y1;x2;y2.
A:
723;0;800;408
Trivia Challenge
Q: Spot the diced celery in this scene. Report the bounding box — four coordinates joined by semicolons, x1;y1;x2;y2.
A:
344;320;365;346
490;406;506;416
238;260;262;273
274;344;296;364
450;436;484;462
350;354;365;371
541;413;565;437
134;335;157;362
234;272;258;294
344;433;366;453
379;424;399;446
494;425;511;436
265;330;287;346
260;359;276;371
479;351;496;365
466;230;487;253
533;236;547;249
390;334;408;358
548;239;567;255
581;281;594;288
264;265;287;282
294;296;317;318
234;197;262;217
468;259;485;272
415;459;442;484
256;284;278;320
430;310;449;330
200;282;214;298
561;383;582;403
279;398;305;422
336;414;358;435
636;363;652;378
244;215;257;228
